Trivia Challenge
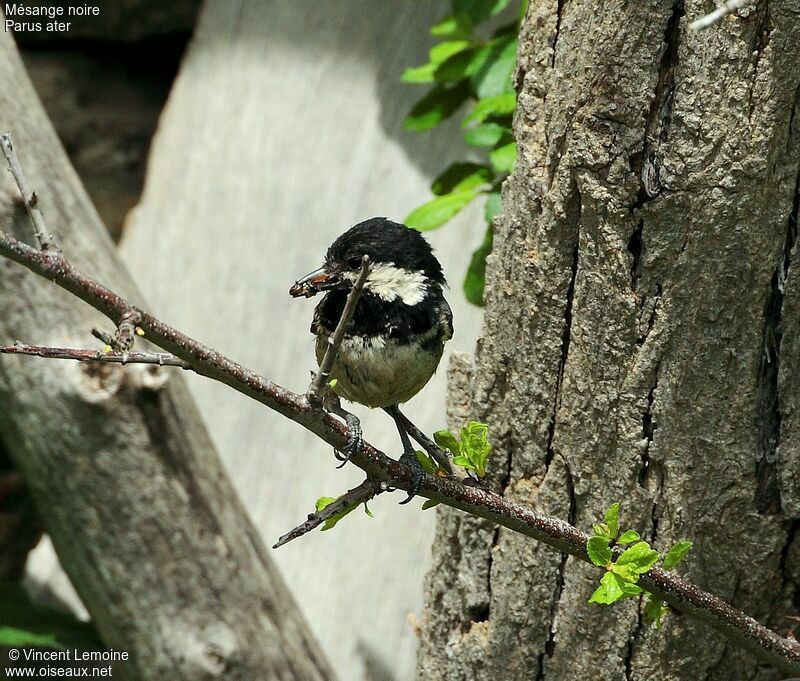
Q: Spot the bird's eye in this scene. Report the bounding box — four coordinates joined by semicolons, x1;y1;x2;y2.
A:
347;256;363;269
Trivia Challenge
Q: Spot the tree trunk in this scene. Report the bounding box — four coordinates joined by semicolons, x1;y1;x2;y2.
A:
0;25;332;681
419;1;800;679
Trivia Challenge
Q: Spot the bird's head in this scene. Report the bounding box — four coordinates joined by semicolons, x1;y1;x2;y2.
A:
289;217;445;304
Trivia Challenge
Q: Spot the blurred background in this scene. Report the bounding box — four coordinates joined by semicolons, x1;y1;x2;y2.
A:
5;1;490;678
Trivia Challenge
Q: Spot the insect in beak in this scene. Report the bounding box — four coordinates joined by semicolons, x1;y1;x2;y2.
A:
289;266;343;298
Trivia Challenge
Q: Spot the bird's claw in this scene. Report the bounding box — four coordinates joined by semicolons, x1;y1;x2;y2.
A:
398;450;422;504
333;412;362;468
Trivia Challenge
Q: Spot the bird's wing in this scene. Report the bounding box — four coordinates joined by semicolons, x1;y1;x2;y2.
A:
439;299;454;341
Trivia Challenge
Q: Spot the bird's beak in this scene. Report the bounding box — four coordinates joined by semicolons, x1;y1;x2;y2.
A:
289;266;342;298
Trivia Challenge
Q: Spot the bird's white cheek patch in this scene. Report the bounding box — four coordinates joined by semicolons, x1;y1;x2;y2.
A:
361;263;428;305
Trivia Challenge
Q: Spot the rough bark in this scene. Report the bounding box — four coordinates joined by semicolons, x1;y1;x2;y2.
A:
118;1;487;678
0;24;332;681
419;1;800;680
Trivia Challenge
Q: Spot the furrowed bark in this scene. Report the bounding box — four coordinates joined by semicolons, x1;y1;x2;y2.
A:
419;1;800;679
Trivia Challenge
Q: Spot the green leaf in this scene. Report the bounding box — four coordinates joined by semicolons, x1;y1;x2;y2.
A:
462;93;516;127
402;40;472;84
616;541;659;575
402;63;439;84
433;429;460;453
610;562;640;583
405;188;479;231
489;141;517;174
430;39;472;64
604;503;620;540
663;540;693;570
422;499;440;510
430;15;463;38
416;450;441;475
0;627;61;648
491;0;515;17
453;0;513;29
484;190;502;223
431;163;492;195
460;421;492;477
618;529;641;545
620;581;645;597
315;494;360;530
588;571;625;605
471;35;518;98
435;48;478;82
405;82;470;132
645;594;666;628
451;454;472;467
587;536;612;567
0;583;102;651
465;122;508;147
315;496;336;512
403;61;443;85
321;506;358;531
463;224;493;306
592;523;612;540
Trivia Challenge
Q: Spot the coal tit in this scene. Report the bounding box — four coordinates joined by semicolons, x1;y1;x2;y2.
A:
290;217;453;501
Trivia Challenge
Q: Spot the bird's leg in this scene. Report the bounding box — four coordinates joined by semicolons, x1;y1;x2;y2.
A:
327;394;362;469
384;405;423;504
392;410;454;476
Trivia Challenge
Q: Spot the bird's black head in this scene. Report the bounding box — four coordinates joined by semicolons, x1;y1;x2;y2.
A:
290;217;446;303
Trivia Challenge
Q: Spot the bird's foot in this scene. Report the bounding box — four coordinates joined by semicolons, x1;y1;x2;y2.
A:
333;412;362;469
328;396;362;468
398;449;423;505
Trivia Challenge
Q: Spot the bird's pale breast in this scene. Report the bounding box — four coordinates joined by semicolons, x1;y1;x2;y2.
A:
316;331;444;408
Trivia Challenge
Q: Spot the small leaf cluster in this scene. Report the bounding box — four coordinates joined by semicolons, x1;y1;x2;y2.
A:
414;449;447;510
434;420;493;478
414;420;494;511
588;503;693;628
402;0;525;305
314;495;373;531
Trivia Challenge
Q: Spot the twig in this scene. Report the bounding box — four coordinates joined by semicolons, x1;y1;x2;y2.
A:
1;133;54;250
273;479;383;549
306;255;371;406
689;0;753;31
0;342;193;369
1;145;799;674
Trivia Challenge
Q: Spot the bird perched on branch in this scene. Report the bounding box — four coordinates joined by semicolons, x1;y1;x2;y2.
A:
290;217;453;502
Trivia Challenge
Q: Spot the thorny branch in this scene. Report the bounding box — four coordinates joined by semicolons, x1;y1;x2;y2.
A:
2;135;800;674
1;133;54;250
273;479;384;549
689;0;753;31
0;342;192;369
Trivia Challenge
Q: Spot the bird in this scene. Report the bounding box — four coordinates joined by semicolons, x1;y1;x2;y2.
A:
289;217;453;502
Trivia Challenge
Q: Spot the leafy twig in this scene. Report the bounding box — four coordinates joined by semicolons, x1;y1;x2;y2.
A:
402;2;520;305
273;479;384;549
